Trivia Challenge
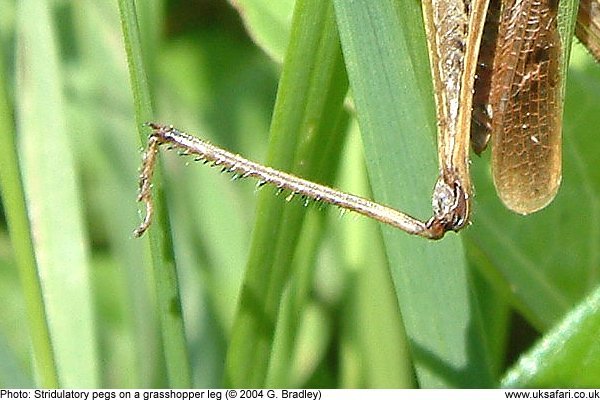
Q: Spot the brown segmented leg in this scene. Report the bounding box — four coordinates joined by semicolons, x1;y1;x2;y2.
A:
135;1;492;240
422;0;489;231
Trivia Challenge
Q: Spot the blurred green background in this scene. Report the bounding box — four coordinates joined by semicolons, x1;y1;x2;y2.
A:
0;0;599;389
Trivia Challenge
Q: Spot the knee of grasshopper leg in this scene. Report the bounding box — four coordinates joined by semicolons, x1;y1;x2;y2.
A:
424;218;448;240
431;178;470;232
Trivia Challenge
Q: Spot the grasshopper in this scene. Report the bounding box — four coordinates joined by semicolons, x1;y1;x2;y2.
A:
135;0;599;239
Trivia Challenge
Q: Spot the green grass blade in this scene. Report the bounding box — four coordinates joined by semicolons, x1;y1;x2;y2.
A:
333;0;494;387
117;0;192;387
465;244;511;379
224;0;349;387
15;0;99;387
502;285;600;387
0;21;58;390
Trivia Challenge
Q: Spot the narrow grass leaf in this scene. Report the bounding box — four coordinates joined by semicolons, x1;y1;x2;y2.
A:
15;0;98;387
0;26;58;389
117;0;192;387
333;0;494;387
502;285;600;387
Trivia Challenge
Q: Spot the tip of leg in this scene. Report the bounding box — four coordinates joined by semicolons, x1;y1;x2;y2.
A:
132;227;145;238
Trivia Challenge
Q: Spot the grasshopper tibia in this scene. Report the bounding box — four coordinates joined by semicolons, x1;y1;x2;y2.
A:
134;123;470;240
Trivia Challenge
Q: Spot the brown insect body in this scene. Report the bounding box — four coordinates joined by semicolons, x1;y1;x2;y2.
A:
473;0;563;214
